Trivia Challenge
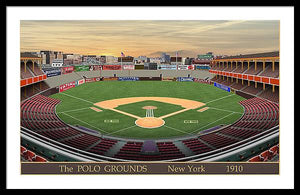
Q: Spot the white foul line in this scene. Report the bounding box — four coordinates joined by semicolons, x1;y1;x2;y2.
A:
57;107;91;114
60;92;95;104
61;112;109;134
106;125;137;136
204;94;235;104
190;112;236;134
208;107;243;114
164;125;193;135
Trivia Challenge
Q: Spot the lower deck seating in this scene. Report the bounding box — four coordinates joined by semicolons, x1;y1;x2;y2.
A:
182;97;279;155
21;94;118;155
21;94;279;161
21;146;48;162
248;144;279;162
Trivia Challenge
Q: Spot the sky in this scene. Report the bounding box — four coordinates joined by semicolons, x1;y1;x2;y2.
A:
20;20;280;57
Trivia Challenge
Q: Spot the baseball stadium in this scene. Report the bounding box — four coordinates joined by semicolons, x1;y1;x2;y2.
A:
20;51;279;162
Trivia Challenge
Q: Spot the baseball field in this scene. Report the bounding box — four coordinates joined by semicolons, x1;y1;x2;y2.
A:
50;81;245;139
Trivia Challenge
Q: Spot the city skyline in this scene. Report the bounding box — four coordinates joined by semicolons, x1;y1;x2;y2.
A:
20;20;280;57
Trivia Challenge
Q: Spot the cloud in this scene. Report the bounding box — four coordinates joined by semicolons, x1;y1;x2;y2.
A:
20;20;279;56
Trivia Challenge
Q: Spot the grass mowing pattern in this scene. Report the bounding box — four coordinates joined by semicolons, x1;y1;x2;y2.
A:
50;81;245;139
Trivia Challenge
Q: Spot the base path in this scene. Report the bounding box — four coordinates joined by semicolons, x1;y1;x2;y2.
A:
94;97;205;110
94;97;205;129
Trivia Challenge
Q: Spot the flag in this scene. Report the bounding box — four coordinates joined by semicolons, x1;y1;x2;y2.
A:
121;52;125;57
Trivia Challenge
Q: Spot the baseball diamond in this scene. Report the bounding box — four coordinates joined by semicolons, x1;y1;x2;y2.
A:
50;81;245;139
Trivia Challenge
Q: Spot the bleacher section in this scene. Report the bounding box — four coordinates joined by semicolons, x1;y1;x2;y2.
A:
21;81;50;101
27;63;45;76
21;94;118;157
21;64;34;79
45;72;82;88
243;64;263;75
258;87;279;103
182;97;279;156
242;83;264;96
259;64;279;78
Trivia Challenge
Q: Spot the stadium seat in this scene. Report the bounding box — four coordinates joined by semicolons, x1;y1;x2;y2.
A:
248;155;262;162
24;150;36;161
21;146;27;155
260;150;273;161
34;155;47;162
269;145;279;156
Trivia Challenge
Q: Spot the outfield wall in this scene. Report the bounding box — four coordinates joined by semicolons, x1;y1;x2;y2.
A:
44;70;214;88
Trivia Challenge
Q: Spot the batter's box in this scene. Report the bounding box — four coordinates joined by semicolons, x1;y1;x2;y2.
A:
184;120;199;124
104;119;119;123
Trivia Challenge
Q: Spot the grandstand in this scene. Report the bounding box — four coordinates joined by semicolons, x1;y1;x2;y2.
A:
20;53;50;101
20;51;279;162
210;51;279;103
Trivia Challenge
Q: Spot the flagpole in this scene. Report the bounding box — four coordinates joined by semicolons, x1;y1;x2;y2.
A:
176;51;178;71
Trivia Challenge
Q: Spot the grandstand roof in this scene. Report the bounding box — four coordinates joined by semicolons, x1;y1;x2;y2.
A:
21;53;41;59
215;51;279;60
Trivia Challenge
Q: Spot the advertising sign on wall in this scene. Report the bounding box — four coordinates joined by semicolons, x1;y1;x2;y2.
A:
214;82;231;92
61;66;74;74
102;65;122;70
103;77;119;81
42;68;61;77
85;77;102;83
76;79;85;86
118;77;139;81
162;77;176;81
177;65;195;70
157;65;177;70
89;65;102;71
194;78;211;84
195;65;211;70
59;81;76;92
74;65;90;72
134;65;144;70
177;77;194;82
122;65;135;70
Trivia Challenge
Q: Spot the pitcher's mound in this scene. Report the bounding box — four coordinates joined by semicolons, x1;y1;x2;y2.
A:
135;117;165;128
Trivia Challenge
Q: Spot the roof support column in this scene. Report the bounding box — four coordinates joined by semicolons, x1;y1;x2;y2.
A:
241;61;243;71
24;60;27;73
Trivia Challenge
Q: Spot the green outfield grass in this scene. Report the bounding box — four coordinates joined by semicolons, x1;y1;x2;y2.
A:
50;81;245;139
